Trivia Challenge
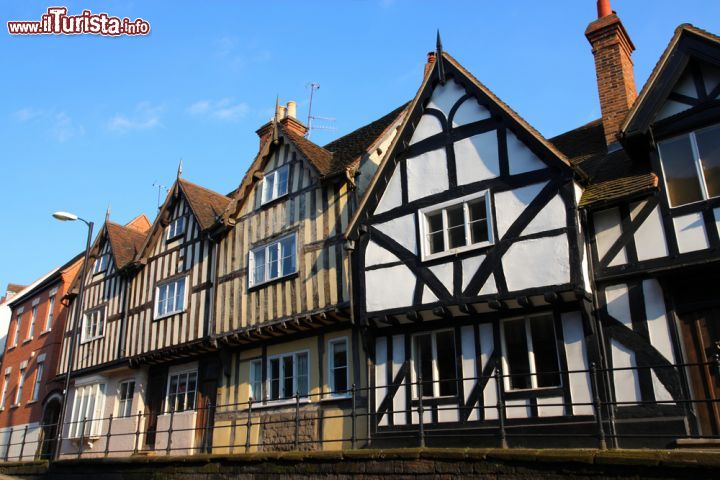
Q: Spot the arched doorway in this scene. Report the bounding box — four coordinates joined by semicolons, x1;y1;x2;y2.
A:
39;393;62;459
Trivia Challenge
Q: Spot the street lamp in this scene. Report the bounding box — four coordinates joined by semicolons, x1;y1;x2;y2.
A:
51;212;94;460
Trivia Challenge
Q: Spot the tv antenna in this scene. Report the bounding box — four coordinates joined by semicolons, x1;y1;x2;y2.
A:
305;82;336;138
152;181;168;210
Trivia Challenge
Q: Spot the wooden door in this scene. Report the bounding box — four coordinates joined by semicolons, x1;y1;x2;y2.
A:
144;366;168;449
678;308;720;436
195;358;219;453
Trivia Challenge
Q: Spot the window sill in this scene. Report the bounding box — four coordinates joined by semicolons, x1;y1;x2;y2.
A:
248;271;298;291
166;233;184;243
251;397;311;410
23;338;33;344
422;241;494;263
319;394;351;403
10;404;19;409
154;310;186;321
26;400;37;405
259;192;289;209
40;330;51;336
80;336;104;345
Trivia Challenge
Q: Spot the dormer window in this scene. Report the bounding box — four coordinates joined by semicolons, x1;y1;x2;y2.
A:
418;191;494;261
93;254;110;275
658;123;720;207
166;216;185;241
260;164;289;205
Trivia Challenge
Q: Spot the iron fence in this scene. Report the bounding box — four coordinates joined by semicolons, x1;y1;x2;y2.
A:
1;359;719;462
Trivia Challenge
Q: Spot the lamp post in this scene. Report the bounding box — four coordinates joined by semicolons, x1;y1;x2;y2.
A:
52;211;94;460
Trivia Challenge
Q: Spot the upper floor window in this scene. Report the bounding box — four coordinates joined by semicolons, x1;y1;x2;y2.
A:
69;383;105;438
155;277;187;318
14;367;26;406
26;305;38;340
418;191;494;261
501;314;560;391
0;374;9;409
82;307;106;343
260;164;289;205
658;123;720;207
268;351;309;401
44;295;55;332
31;362;44;402
166;216;185;241
165;371;197;413
249;233;297;288
328;338;349;396
93;254;110;275
118;380;135;417
11;314;21;347
411;330;457;398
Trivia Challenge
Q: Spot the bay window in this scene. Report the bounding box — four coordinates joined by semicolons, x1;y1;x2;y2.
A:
501;314;561;391
411;330;457;398
249;233;297;287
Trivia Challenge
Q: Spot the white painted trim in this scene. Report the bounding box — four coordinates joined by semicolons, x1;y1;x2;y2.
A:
248;232;298;288
409;329;457;399
260;164;290;206
327;336;349;397
265;348;311;402
154;275;189;320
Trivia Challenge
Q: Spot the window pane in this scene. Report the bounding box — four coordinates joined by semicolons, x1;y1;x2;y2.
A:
413;334;434;397
253;249;266;285
426;211;444;254
435;331;457;396
446;205;466;249
268;244;280;280
503;319;531;390
530;316;561;388
468;199;489;244
281;236;296;275
283;355;294;397
659;135;704;206
262;174;275;204
297;353;308;396
270;359;280;400
277;166;289;197
187;372;197;410
697;125;720;198
251;361;263;401
175;279;185;311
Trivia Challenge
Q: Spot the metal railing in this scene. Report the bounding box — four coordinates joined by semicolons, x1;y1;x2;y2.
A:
1;359;719;462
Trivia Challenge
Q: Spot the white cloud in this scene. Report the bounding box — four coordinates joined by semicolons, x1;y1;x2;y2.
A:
51;112;85;142
187;98;249;121
107;102;163;133
13;107;45;122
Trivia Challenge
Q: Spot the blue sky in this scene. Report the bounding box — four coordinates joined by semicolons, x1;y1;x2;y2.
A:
1;0;719;289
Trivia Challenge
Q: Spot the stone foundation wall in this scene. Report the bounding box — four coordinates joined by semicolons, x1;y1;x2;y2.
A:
259;408;318;451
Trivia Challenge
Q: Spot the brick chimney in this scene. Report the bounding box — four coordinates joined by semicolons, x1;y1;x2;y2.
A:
585;0;637;146
256;100;308;146
424;51;436;78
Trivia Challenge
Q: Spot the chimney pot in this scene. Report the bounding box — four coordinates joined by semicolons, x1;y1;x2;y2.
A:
597;0;612;18
424;51;436;77
286;101;297;119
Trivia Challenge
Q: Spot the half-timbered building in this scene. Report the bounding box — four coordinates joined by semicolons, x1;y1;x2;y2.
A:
211;101;406;452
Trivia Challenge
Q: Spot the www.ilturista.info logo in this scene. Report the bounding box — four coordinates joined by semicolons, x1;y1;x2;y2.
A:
7;7;150;36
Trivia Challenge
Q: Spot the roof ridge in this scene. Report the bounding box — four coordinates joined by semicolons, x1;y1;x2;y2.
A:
323;103;409;151
179;177;230;199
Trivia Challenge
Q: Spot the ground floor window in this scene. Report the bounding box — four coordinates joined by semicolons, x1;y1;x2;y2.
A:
501;314;561;390
70;383;106;438
328;338;349;395
118;380;135;417
165;371;197;413
412;330;457;398
249;359;263;402
268;351;309;401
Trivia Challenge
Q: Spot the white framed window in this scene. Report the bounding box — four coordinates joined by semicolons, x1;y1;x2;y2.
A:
411;330;457;398
268;351;309;401
249;359;263;402
166;216;185;240
155;277;187;318
0;374;9;409
117;380;135;417
260;164;290;205
14;368;26;406
11;314;21;347
69;383;106;438
165;370;197;413
31;363;44;402
418;191;494;261
500;314;561;391
44;295;55;332
93;254;110;275
658;123;720;207
81;307;106;343
248;233;297;288
328;338;349;396
26;305;38;340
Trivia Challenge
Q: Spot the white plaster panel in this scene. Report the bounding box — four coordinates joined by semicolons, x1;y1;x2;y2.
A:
374;163;402;215
422;286;438;304
507;130;545;174
561;311;593;415
479;273;497;296
494;182;546;239
429;262;454;294
642;279;675;363
461;325;480;421
366;240;400;268
655;100;691;121
375;214;417;255
703;64;720;97
611;339;641;405
455;131;500;185
537;396;565;417
426;79;465;119
437;407;459;423
462;255;485;292
375;337;388;426
651;370;674;405
410;114;443;145
674;70;698;98
411;408;433;425
674;212;709;253
392;335;406;425
155;411;196;455
480;323;498;420
522;193;566;237
502;234;570;291
452;98;491;127
630;201;668;261
605;284;633;329
505;399;531;419
365;265;415;312
593;207;627;267
406;149;448;202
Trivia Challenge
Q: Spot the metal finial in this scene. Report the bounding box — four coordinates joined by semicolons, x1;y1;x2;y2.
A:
436;30;446;84
105;204;111;223
177;158;183;179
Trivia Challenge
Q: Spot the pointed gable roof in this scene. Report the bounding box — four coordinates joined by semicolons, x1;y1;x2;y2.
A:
178;179;231;231
346;49;582;238
105;221;147;270
622;24;720;136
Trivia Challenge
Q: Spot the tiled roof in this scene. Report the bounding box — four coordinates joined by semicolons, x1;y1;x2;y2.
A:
550;120;658;207
178;179;231;231
106;221;148;270
6;284;26;294
281;126;334;176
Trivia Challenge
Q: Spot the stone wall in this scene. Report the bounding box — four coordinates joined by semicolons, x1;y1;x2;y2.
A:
259;408;318;451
